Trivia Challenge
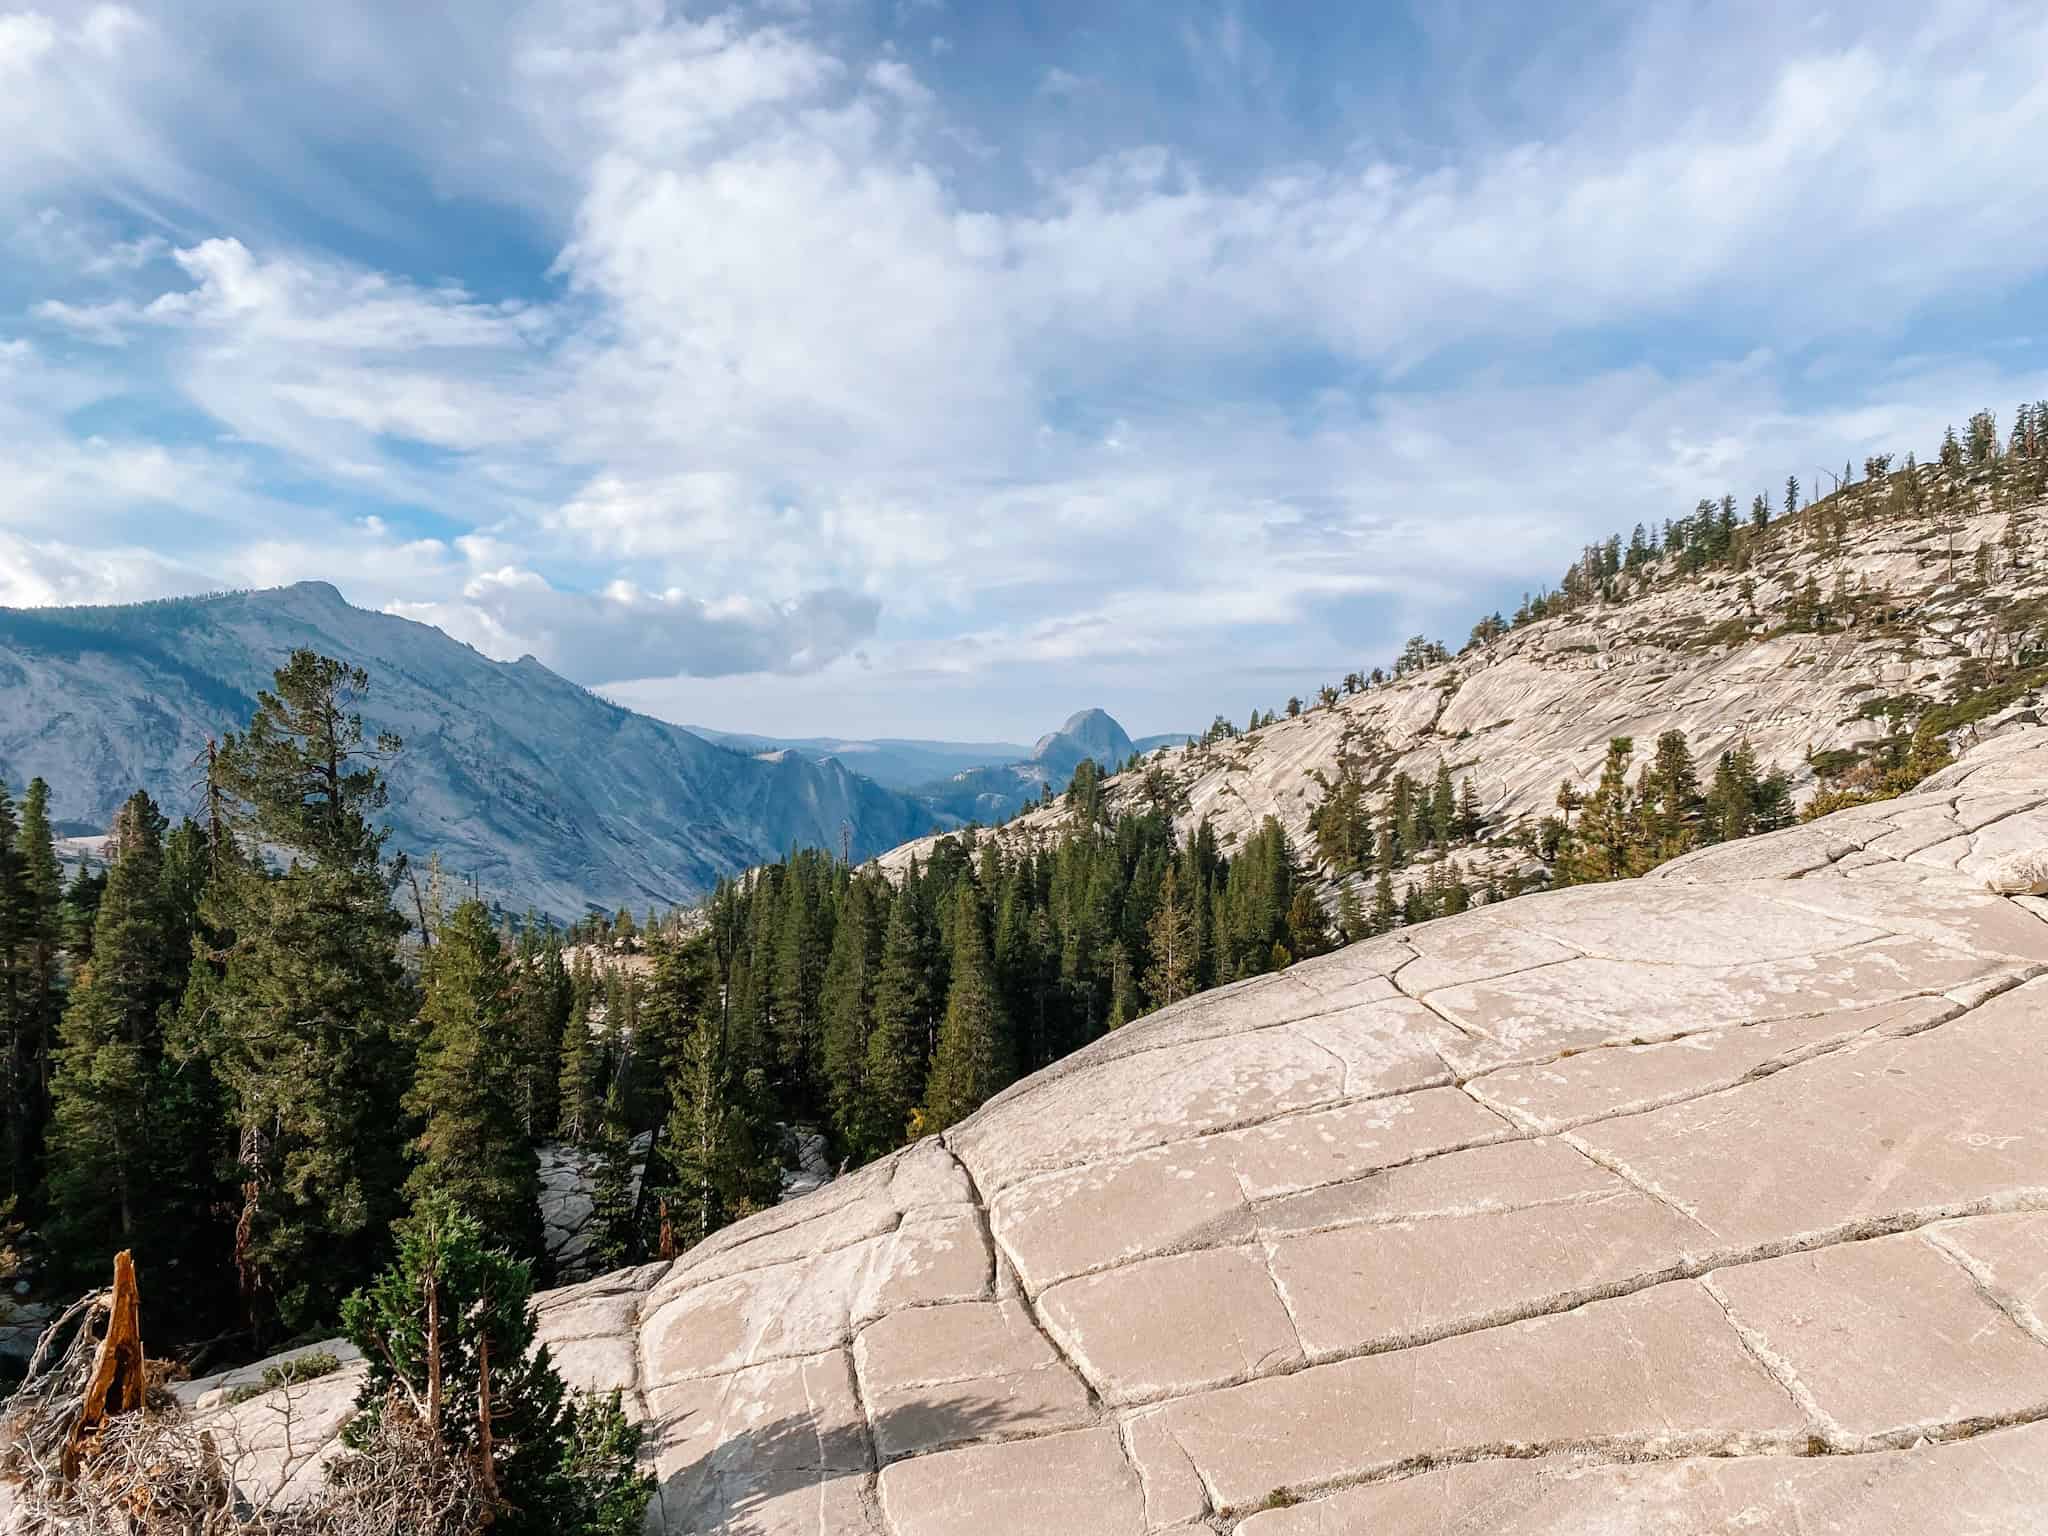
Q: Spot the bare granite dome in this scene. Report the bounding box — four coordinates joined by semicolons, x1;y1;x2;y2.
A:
182;729;2048;1533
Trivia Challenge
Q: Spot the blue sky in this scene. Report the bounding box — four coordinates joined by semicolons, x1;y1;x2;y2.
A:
5;0;2048;740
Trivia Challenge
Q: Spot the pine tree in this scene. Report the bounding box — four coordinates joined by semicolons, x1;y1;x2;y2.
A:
404;900;541;1260
189;651;417;1334
1336;881;1368;944
1560;738;1641;885
1370;863;1398;934
47;793;174;1267
921;884;1012;1135
509;921;569;1146
1704;744;1763;843
1286;884;1331;960
555;950;601;1144
659;1016;780;1249
585;1081;638;1271
770;857;828;1108
2;779;64;1198
820;873;882;1153
1428;760;1456;846
340;1196;655;1536
1639;729;1702;864
1455;776;1482;841
848;888;924;1156
1143;862;1198;1009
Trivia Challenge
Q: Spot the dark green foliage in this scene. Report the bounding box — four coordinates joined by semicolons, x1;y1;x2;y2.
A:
405;900;542;1260
820;872;884;1152
340;1197;654;1536
179;649;417;1335
861;888;931;1157
656;956;782;1250
556;951;601;1145
584;1083;639;1272
511;921;572;1142
1144;862;1198;1007
1544;731;1793;886
46;793;183;1271
922;884;1012;1135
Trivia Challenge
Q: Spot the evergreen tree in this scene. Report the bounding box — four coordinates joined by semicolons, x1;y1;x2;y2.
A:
185;651;416;1334
1286;884;1331;960
405;900;541;1260
511;923;570;1141
1370;863;1398;934
556;952;601;1145
1428;760;1456;846
340;1196;654;1536
3;780;65;1198
1560;738;1641;885
861;891;930;1155
1143;862;1198;1009
659;1014;780;1249
1336;881;1368;944
1639;729;1702;864
769;855;829;1108
46;793;174;1266
820;873;883;1152
585;1081;638;1271
921;884;1012;1135
1456;776;1482;841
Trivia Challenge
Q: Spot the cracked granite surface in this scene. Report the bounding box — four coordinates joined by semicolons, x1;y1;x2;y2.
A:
198;728;2048;1534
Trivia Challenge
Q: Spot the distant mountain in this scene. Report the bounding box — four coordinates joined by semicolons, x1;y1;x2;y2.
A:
1027;708;1135;782
682;728;1033;792
0;583;939;917
909;707;1182;824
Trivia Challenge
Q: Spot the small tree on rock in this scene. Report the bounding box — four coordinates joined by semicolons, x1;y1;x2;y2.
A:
341;1196;654;1536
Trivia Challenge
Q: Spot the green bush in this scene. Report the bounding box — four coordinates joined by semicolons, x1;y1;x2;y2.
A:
340;1197;654;1536
225;1348;344;1405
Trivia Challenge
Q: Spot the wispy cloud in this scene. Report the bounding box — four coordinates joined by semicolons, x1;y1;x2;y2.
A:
5;0;2048;735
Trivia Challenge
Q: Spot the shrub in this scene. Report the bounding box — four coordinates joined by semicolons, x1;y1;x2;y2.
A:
340;1196;653;1536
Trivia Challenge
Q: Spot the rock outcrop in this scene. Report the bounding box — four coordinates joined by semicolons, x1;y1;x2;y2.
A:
880;499;2046;883
188;730;2048;1532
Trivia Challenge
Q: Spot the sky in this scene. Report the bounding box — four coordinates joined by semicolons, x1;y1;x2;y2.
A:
5;0;2048;741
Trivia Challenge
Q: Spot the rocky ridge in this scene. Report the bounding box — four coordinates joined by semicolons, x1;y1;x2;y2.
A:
181;726;2048;1532
879;495;2044;882
0;582;939;915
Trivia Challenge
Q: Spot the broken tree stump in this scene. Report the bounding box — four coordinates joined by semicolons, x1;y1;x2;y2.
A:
62;1250;145;1481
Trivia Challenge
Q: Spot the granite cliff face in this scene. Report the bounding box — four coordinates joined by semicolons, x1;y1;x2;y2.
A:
0;582;938;915
188;727;2048;1533
881;496;2045;882
904;708;1186;826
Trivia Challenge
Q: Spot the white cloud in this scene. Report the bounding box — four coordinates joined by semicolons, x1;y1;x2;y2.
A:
392;568;880;679
0;529;212;608
6;0;2048;738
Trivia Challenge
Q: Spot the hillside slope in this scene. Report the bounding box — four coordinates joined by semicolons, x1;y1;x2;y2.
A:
0;582;937;915
882;486;2045;879
169;727;2048;1532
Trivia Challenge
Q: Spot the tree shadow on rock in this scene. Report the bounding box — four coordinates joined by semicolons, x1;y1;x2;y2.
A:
646;1386;1055;1535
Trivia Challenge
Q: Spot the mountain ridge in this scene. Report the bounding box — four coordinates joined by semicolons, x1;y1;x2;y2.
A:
0;582;939;916
879;475;2047;888
690;707;1186;813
